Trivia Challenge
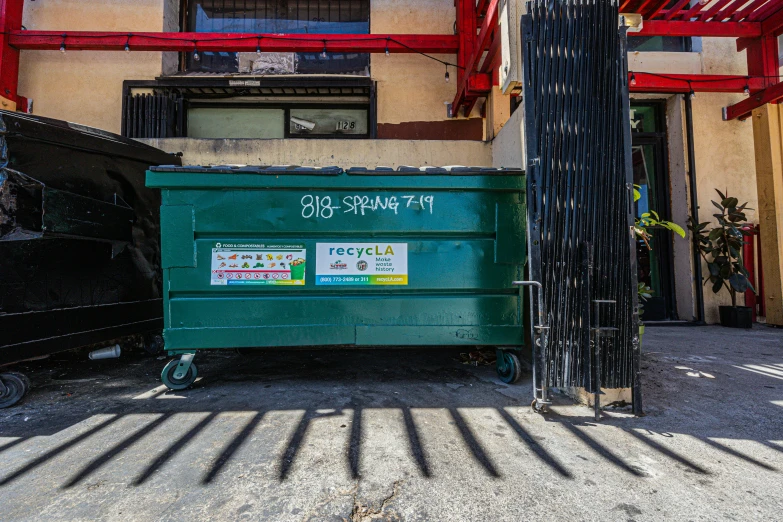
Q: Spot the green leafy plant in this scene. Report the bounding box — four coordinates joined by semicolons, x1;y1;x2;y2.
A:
637;282;652;317
634;186;686;248
633;185;685;317
687;189;755;307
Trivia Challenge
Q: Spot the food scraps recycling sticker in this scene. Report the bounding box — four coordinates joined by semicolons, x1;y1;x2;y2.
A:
315;243;408;285
211;242;306;285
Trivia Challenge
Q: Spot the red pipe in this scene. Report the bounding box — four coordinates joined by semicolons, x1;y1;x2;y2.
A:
757;225;766;317
8;32;459;54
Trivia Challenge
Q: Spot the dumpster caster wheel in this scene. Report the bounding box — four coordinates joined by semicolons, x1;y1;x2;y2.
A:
161;359;198;390
531;399;549;414
0;372;29;409
496;351;522;384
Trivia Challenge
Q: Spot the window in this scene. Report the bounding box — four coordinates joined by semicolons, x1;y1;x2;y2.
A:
628;35;690;53
122;78;376;139
184;0;371;75
186;104;370;138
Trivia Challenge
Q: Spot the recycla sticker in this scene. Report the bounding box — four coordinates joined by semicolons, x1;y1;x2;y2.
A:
315;243;408;285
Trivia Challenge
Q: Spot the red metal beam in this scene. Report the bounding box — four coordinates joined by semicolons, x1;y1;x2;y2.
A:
479;30;501;74
629;72;765;93
723;81;783;120
745;34;779;89
698;0;734;22
453;0;498;116
477;0;491;22
748;0;783;22
635;20;761;37
8;31;459;54
678;0;708;22
0;0;23;108
646;0;671;20
732;0;769;22
456;0;477;106
662;0;691;21
760;5;783;36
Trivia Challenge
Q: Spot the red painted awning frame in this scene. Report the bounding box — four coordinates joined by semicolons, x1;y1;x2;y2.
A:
8;31;459;54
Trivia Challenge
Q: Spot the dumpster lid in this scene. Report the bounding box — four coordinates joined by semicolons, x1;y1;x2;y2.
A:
347;166;523;175
149;165;523;175
149;165;343;174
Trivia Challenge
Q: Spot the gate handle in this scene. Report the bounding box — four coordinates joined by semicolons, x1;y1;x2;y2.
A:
512;281;548;331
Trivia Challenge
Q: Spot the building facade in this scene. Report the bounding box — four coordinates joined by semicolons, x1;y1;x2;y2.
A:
13;0;782;325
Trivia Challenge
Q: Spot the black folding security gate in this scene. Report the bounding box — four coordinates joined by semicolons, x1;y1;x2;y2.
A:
521;0;641;414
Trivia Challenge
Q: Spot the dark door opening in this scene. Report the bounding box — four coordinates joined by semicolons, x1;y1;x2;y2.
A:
631;102;677;321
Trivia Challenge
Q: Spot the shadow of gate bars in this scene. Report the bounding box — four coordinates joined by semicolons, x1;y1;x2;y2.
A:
521;0;641;414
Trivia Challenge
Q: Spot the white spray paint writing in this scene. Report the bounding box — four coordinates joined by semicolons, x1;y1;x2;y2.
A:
301;194;434;219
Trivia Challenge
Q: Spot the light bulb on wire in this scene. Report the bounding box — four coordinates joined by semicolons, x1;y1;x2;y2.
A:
445;64;450;83
630;72;636;86
321;41;328;59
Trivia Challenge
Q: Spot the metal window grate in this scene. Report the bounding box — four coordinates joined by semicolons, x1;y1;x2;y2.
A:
185;0;371;74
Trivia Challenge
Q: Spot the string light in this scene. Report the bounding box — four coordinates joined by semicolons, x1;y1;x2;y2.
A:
445;64;450;83
34;31;474;73
256;36;262;55
630;72;636;86
689;82;695;99
744;84;750;95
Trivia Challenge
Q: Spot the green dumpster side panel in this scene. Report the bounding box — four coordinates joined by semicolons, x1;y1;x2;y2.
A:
160;205;196;269
150;169;527;350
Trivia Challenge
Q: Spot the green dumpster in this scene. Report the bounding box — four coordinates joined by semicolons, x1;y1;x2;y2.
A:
147;166;527;389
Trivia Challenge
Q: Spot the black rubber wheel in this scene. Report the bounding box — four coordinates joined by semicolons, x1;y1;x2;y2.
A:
143;334;165;356
5;371;31;390
161;359;198;390
0;373;28;409
496;351;522;384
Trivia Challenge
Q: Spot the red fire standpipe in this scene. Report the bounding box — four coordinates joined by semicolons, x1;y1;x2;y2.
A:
757;225;766;317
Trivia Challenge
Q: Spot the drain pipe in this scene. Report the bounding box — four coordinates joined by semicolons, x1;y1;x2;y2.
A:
684;95;705;324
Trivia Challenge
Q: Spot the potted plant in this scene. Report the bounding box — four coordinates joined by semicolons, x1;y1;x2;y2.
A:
633;186;685;344
688;189;755;328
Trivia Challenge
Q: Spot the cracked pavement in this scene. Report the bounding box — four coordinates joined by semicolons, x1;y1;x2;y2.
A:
0;325;782;521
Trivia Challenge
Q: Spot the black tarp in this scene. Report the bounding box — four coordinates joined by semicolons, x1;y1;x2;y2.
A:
0;111;180;364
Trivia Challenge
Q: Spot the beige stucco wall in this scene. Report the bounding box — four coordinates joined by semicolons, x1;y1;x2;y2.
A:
491;105;524;168
138;138;492;168
371;0;464;124
18;0;167;134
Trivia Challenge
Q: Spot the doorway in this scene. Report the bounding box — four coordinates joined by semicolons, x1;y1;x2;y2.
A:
631;102;677;321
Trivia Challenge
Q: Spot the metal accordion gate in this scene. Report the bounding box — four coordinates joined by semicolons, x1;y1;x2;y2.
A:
520;0;641;414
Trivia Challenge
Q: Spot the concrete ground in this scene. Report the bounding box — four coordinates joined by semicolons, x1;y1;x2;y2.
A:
0;325;781;522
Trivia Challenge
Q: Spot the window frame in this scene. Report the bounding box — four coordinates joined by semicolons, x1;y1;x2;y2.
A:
121;77;377;139
186;101;372;139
